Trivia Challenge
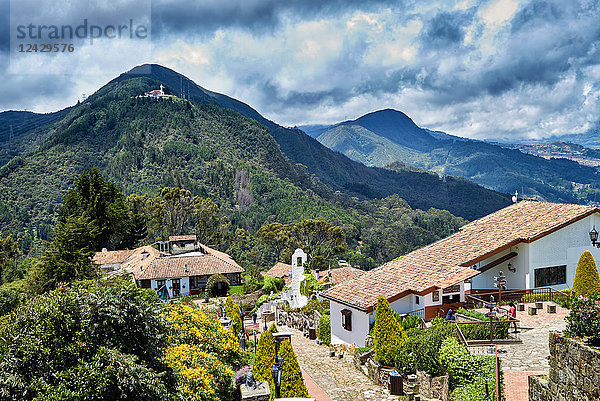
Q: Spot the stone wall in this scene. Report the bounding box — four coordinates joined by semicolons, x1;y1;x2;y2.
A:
276;309;321;333
417;371;449;401
529;332;600;401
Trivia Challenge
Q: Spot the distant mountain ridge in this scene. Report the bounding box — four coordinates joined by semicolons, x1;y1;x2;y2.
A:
313;109;600;204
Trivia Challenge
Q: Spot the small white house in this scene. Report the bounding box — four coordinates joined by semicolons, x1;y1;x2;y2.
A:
322;201;600;347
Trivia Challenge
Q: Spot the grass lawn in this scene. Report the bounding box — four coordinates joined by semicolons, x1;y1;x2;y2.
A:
229;285;244;295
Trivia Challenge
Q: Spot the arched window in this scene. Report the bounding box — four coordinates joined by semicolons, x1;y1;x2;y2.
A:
341;309;352;331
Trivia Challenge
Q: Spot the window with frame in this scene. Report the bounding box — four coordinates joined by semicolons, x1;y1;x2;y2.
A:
534;265;566;287
341;309;352;331
415;295;420;305
156;279;166;290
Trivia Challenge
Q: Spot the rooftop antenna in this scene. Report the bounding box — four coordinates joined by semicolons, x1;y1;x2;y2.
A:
512;190;518;203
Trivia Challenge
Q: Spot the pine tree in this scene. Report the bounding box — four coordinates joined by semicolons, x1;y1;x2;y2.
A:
278;340;309;399
573;250;600;297
373;296;408;366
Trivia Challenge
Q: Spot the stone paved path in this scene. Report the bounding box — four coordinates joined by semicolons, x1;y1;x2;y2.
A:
283;326;402;401
496;302;568;401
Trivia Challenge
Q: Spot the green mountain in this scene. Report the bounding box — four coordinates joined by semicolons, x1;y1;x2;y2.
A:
0;66;511;252
314;109;600;203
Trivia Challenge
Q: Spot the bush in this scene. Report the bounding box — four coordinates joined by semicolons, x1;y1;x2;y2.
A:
573;251;600;297
394;322;456;376
262;276;284;294
207;274;230;297
400;314;421;331
163;303;244;401
278;340;309;398
300;298;329;315
373;297;408;366
0;279;175;400
317;314;331;345
459;321;509;341
439;337;500;400
225;297;244;337
300;274;323;297
253;328;276;383
565;295;600;346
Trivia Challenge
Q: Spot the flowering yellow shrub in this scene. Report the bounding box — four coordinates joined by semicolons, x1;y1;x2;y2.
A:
163;303;242;366
162;304;244;401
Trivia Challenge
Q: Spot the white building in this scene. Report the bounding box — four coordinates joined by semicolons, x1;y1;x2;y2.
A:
94;235;244;299
322;201;600;347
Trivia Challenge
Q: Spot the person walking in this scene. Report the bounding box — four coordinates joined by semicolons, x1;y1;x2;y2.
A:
252;311;258;325
508;302;518;332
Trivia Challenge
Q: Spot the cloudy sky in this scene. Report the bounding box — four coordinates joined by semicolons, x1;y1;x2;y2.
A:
1;0;599;141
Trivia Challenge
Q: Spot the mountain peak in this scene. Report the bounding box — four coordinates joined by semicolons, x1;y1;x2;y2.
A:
341;108;436;150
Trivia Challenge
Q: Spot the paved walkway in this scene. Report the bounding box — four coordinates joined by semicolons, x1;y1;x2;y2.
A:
283;326;402;401
496;301;568;401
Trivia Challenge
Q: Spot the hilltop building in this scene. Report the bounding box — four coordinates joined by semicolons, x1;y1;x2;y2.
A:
93;235;244;299
322;201;600;346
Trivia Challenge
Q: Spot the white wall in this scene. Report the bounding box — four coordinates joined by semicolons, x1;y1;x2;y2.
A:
329;300;370;347
473;214;600;291
151;277;190;298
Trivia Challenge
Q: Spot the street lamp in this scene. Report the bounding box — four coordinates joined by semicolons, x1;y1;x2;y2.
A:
271;355;284;398
590;226;600;247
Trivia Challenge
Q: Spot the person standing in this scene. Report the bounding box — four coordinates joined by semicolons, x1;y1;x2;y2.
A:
445;308;456;321
508;302;518;332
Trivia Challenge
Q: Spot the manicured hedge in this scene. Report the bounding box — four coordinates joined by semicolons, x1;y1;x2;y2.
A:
373;297;408;366
317;314;331;345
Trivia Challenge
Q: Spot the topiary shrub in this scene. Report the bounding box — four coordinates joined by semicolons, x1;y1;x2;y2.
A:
279;340;309;398
207;274;230;297
225;296;244;338
373;297;408;366
317;314;331;345
253;328;276;383
573;250;600;297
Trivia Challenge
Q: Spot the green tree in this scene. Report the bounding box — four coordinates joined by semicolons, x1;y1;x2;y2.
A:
293;219;347;263
373;297;408;366
28;216;99;293
278;340;309;398
573;250;600;297
257;222;295;264
60;167;144;250
0;235;20;285
0;279;174;401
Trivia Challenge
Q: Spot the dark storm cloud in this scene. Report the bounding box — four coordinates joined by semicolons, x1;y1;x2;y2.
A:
422;10;473;48
151;0;398;37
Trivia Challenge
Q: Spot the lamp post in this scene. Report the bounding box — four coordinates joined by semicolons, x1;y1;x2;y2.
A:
590;226;600;247
253;330;257;355
271;355;284;398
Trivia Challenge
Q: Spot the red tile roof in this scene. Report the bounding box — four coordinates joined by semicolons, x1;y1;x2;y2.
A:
317;266;365;286
138;253;244;280
93;249;135;266
262;262;292;279
322;201;599;312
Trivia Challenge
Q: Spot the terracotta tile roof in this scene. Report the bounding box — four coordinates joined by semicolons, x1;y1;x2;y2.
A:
138;253;244;280
262;262;292;279
322;201;599;311
121;246;163;278
93;250;135;266
318;266;365;286
169;235;197;241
